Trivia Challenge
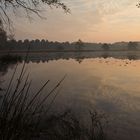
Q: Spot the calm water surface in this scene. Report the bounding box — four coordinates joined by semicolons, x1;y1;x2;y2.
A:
0;57;140;140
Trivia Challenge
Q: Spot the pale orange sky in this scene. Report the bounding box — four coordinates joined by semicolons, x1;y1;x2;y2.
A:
14;0;140;43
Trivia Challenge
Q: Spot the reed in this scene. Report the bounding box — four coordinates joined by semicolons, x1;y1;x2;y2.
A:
0;52;106;140
0;54;66;140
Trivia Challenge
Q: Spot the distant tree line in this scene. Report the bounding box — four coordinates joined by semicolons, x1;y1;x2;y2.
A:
0;32;139;51
0;37;85;51
0;36;87;51
127;42;138;51
101;42;139;51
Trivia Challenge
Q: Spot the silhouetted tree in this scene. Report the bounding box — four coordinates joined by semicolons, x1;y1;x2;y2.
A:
64;41;70;45
75;39;84;51
127;42;138;51
17;40;23;49
0;28;7;47
18;40;22;44
41;39;46;47
23;39;30;48
102;43;110;51
34;39;41;48
57;45;64;50
24;39;29;44
7;39;17;49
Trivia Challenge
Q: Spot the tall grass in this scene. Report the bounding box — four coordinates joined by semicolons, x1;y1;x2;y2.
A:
0;52;107;140
0;52;66;139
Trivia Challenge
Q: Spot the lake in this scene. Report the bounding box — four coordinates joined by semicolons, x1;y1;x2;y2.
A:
0;52;140;140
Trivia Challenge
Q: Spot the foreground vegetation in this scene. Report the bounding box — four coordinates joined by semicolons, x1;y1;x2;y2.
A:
0;61;107;140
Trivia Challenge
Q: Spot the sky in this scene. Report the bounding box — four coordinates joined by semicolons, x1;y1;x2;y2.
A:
13;0;140;43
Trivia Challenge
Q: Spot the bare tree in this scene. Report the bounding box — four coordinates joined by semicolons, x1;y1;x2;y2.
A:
0;0;69;33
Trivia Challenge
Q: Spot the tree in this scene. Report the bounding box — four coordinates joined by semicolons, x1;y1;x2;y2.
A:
23;39;30;48
127;41;138;50
75;39;84;50
57;44;64;50
0;28;7;47
0;0;69;32
102;43;110;51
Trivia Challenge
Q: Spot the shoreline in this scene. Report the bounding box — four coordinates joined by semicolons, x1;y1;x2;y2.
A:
1;50;140;54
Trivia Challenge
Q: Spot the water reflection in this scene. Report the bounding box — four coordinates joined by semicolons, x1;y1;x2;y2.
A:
127;55;137;60
0;62;17;73
0;54;140;140
0;51;140;64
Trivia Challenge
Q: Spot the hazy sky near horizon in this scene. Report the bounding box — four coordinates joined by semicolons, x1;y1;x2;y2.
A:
14;0;140;42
